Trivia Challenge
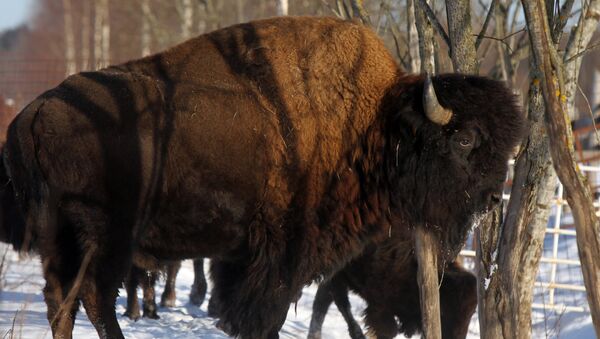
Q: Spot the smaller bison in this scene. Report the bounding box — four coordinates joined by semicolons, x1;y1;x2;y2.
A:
307;259;476;339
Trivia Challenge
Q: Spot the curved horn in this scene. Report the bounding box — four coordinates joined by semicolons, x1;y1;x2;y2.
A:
423;75;453;125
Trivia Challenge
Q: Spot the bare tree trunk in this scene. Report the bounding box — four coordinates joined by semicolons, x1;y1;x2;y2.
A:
101;0;110;68
276;0;289;16
494;1;516;87
414;1;441;337
407;0;421;73
141;0;151;56
181;0;194;39
445;0;477;74
414;0;435;74
478;77;557;339
236;0;244;23
81;1;91;71
62;0;76;76
94;0;110;69
522;1;600;336
415;226;442;339
349;0;369;23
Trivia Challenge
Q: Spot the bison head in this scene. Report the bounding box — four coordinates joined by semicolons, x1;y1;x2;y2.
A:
385;74;524;257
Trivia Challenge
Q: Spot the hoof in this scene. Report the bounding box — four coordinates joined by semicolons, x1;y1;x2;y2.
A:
143;311;160;320
160;298;176;308
189;291;205;306
216;319;234;336
123;310;141;321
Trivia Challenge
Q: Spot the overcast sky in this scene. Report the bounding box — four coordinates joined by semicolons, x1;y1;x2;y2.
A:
0;0;35;32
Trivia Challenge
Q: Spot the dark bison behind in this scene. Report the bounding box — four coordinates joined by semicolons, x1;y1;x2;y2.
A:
1;16;524;338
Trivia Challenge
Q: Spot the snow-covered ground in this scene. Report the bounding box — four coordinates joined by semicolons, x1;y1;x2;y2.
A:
0;234;594;338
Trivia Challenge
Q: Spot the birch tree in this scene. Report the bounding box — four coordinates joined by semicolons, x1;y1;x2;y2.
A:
406;0;421;73
62;0;76;76
276;0;289;16
94;0;110;69
81;1;91;70
181;0;194;39
141;0;151;56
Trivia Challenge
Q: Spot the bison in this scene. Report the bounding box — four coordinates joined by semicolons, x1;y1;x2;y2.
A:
307;259;477;339
2;16;523;338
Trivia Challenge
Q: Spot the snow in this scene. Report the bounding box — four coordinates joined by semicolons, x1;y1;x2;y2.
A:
0;230;594;338
0;247;370;338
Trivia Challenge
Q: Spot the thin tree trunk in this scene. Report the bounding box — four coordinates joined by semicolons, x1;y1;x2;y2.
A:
415;226;441;339
181;0;194;39
414;1;441;337
141;0;151;56
276;0;289;16
414;0;435;74
81;1;91;71
62;0;76;76
522;1;600;336
494;1;516;87
94;0;110;69
407;0;421;73
236;0;244;23
349;0;369;23
478;76;557;339
445;0;477;74
101;0;110;68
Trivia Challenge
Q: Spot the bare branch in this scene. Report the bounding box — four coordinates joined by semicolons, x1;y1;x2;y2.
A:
576;83;600;146
565;40;600;64
552;0;576;43
476;0;498;50
349;0;371;24
415;0;451;48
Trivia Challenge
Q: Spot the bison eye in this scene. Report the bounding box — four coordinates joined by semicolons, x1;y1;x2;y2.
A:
459;138;472;147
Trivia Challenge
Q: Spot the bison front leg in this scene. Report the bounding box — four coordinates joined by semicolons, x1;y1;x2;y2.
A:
210;259;293;339
189;258;207;306
364;304;399;339
307;281;334;339
330;279;365;339
123;265;141;320
160;261;181;308
141;270;160;319
439;263;477;339
308;278;365;339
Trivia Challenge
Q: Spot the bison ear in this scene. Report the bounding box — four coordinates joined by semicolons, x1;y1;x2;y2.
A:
423;75;453;125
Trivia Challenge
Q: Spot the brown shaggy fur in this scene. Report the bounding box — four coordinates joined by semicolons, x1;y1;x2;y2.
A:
2;16;523;338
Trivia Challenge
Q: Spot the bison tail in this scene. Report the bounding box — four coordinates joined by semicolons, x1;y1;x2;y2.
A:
2;97;52;254
0;146;29;252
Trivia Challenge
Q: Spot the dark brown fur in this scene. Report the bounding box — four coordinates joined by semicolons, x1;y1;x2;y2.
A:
308;259;477;339
2;16;523;338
